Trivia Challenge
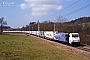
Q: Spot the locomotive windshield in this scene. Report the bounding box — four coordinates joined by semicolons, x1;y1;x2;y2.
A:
72;34;79;37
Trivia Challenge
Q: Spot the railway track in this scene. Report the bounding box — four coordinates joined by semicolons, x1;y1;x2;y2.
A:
76;45;90;52
31;35;90;54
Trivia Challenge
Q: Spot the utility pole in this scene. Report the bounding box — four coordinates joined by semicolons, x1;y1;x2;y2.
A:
38;20;40;37
54;22;55;33
32;27;33;31
29;23;30;31
29;23;30;34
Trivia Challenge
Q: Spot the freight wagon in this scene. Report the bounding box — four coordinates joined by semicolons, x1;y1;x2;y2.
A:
39;31;44;38
44;31;58;39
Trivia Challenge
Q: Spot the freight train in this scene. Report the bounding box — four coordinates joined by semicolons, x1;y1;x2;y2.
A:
3;31;80;46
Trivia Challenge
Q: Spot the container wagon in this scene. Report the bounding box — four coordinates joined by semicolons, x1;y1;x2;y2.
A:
44;31;58;39
39;31;45;38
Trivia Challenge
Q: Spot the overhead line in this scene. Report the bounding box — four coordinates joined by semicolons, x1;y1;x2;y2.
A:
62;4;90;17
42;0;81;20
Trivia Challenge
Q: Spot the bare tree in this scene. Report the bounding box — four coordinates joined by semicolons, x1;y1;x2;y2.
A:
55;15;67;23
0;17;7;34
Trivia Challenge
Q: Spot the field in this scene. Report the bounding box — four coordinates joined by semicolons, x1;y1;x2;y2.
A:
0;34;89;60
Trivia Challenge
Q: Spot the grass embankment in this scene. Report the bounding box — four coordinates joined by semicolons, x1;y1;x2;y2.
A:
0;34;89;60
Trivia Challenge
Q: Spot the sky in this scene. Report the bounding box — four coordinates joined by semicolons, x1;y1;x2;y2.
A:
0;0;90;28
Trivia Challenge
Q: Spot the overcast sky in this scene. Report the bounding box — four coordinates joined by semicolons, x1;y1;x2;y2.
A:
0;0;90;28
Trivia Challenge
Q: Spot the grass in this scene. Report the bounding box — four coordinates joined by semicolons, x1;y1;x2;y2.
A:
0;34;89;60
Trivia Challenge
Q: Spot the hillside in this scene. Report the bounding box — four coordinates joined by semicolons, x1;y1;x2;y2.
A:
68;17;90;24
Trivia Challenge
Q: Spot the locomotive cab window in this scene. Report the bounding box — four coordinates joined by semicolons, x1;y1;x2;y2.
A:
72;34;78;37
